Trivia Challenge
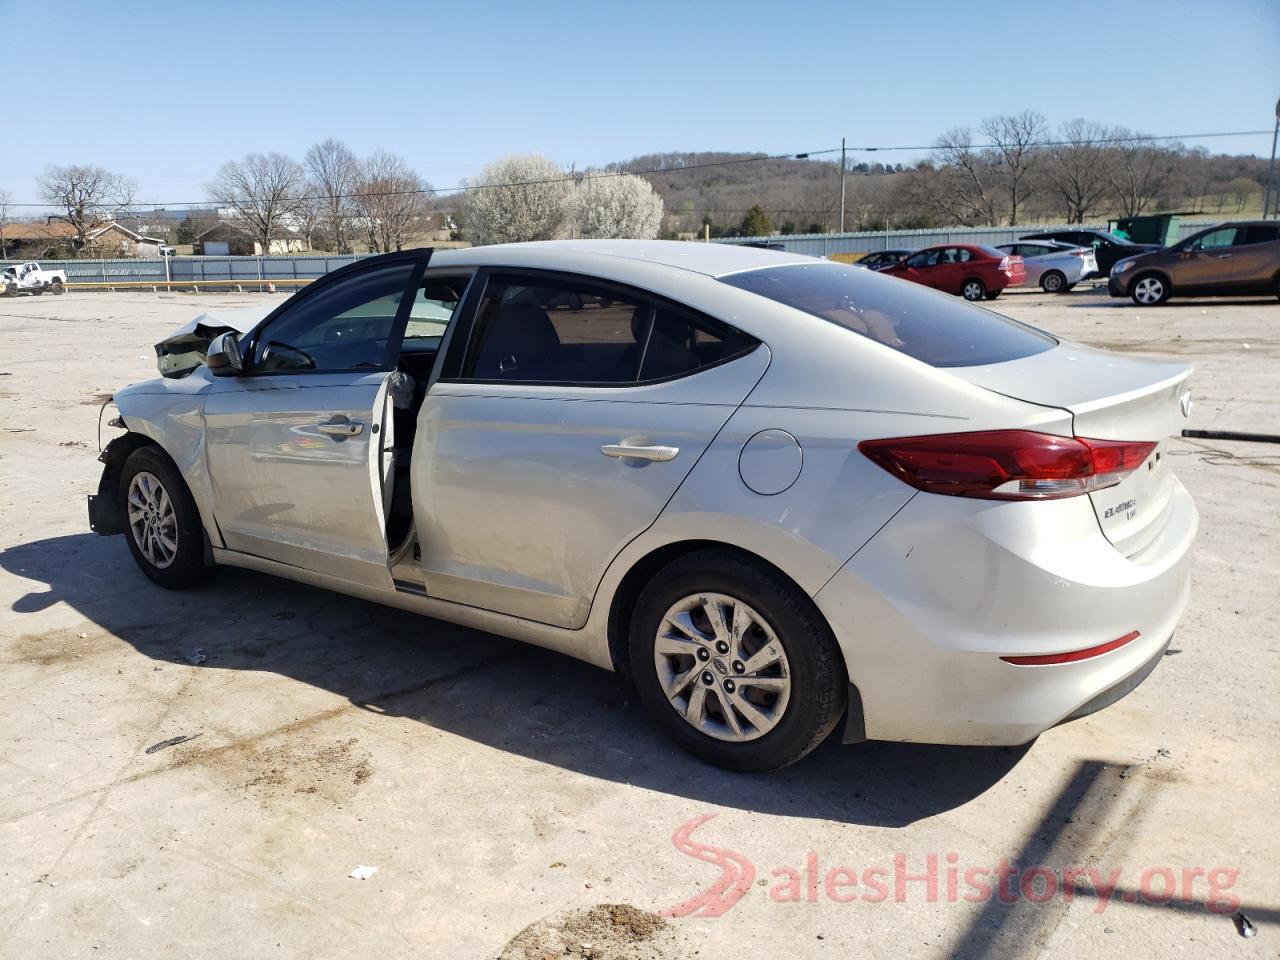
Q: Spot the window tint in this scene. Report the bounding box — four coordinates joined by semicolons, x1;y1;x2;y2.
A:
905;249;941;268
253;263;414;372
720;262;1057;368
403;276;468;348
461;274;756;384
1190;227;1238;251
639;307;756;381
1239;225;1279;245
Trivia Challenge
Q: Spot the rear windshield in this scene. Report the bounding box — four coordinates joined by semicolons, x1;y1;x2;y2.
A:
720;262;1057;368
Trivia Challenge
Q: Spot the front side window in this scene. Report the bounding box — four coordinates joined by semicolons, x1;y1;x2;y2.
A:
720;262;1057;368
459;273;756;385
252;263;415;372
1189;227;1238;251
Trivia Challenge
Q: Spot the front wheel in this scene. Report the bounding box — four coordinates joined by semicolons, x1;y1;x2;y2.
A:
629;549;846;772
1131;273;1169;305
118;446;215;589
961;278;986;301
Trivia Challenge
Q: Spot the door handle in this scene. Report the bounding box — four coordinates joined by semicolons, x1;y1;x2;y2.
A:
317;417;364;438
601;442;679;462
1216;253;1232;259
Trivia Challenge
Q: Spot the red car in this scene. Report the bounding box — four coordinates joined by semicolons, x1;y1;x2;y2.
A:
881;244;1026;301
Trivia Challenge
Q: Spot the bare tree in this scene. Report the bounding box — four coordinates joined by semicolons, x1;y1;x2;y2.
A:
0;188;12;260
205;153;306;254
573;173;663;238
1041;119;1113;223
37;165;137;253
980;110;1046;226
462;153;572;245
932;128;1002;225
352;151;430;253
304;138;359;253
1105;129;1180;217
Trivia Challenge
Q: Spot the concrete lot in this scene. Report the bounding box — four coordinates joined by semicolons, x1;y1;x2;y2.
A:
1;285;1277;959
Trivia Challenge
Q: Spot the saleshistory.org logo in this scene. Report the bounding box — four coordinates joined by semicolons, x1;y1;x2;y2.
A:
661;815;1242;918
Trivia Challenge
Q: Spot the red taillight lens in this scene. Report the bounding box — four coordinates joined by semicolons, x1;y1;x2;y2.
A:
1001;631;1140;665
858;430;1157;500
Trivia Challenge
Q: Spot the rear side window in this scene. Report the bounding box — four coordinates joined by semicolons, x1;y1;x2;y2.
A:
1239;225;1279;245
460;273;757;384
720;262;1057;368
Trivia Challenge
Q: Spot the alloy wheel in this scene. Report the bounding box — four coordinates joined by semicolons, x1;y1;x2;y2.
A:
1043;272;1063;293
963;280;984;301
1134;276;1164;304
127;471;178;569
653;592;792;742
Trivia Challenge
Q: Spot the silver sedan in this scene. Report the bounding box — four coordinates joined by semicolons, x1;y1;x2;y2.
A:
88;241;1196;771
997;241;1097;293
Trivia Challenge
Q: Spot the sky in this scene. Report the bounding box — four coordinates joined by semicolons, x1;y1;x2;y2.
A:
1;0;1278;212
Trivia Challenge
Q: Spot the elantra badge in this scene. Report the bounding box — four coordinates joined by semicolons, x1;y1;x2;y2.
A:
1180;390;1193;418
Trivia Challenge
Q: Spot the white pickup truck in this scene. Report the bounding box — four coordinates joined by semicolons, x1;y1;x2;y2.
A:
1;261;68;296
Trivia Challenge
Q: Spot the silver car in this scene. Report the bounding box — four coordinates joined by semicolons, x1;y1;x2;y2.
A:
88;241;1197;771
996;241;1097;293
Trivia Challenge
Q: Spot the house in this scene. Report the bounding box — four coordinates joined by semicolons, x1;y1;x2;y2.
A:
0;220;165;259
84;222;166;258
193;222;307;256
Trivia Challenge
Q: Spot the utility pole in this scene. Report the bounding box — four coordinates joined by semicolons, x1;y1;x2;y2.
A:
1266;98;1280;219
839;137;846;234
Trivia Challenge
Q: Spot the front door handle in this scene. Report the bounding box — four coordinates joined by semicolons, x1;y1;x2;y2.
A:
601;442;679;462
1216;253;1232;259
317;417;364;438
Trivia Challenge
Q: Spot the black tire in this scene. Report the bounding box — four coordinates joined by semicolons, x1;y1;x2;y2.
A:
117;446;215;589
1040;270;1067;294
628;549;847;772
983;290;1001;301
961;278;986;301
50;279;65;295
1130;272;1170;306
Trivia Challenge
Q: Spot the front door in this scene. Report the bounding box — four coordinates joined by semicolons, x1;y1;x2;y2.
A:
412;269;767;628
204;255;426;589
1170;226;1240;292
896;249;943;289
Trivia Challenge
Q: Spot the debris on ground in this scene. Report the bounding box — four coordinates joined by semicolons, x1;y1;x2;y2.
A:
186;648;207;665
348;865;378;880
1232;911;1257;938
499;903;677;960
145;733;203;755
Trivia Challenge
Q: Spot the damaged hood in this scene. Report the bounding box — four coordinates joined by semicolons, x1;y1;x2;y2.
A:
155;305;270;378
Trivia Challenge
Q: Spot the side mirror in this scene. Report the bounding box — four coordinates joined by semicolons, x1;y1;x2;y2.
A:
206;332;245;376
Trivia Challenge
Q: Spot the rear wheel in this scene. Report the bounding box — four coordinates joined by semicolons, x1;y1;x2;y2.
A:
1040;270;1067;294
118;446;215;589
629;549;846;772
50;279;65;295
961;278;986;301
1131;273;1169;305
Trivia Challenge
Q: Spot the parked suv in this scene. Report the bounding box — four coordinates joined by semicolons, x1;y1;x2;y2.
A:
1108;221;1280;305
1020;229;1160;278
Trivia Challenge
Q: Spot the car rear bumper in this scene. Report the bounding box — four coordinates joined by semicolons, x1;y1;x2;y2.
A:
814;478;1197;746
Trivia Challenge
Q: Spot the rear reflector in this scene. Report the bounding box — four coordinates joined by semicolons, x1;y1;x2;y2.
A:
1001;631;1140;665
858;430;1157;501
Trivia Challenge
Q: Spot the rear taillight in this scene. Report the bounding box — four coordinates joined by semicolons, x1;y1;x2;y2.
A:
858;430;1157;501
998;256;1011;271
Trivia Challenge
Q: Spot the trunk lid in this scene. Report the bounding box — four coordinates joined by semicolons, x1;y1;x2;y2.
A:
953;340;1192;556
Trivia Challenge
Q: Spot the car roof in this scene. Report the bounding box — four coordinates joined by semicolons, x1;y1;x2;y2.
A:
430;239;815;278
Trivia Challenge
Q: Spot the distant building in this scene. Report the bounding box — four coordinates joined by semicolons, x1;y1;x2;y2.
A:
193;222;307;256
0;220;163;259
85;222;165;257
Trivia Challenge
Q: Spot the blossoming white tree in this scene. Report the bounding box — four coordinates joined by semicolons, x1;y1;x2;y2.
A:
573;173;664;239
463;153;572;245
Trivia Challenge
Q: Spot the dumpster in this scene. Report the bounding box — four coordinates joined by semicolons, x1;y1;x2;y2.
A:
1108;214;1184;246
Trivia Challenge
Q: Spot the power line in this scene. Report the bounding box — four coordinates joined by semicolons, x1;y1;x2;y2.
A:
2;128;1271;211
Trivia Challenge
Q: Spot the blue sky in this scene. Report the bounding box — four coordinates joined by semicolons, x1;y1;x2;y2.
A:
1;0;1277;210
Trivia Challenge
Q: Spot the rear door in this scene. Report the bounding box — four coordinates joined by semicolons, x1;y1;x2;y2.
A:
1230;224;1280;292
412;269;767;628
204;253;428;589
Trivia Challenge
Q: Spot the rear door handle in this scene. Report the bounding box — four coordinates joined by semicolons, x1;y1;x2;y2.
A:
317;417;364;438
601;443;679;462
